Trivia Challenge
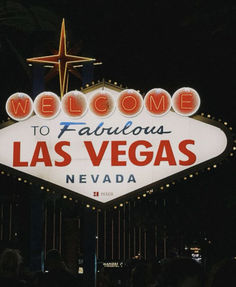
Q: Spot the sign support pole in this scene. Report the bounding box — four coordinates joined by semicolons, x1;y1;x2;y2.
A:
29;64;45;271
83;208;96;287
82;68;96;287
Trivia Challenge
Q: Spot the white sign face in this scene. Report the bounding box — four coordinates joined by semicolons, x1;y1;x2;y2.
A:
0;86;229;204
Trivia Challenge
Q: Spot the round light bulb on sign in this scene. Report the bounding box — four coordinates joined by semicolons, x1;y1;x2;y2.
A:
172;87;200;116
144;88;172;117
6;93;34;121
89;91;115;118
61;90;88;118
34;92;61;119
117;89;143;117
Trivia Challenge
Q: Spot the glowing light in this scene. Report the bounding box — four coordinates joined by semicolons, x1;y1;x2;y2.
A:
27;19;95;98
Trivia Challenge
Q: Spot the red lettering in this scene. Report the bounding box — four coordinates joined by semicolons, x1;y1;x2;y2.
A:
34;92;60;119
129;140;153;166
118;90;143;116
30;141;52;166
144;89;171;116
68;96;81;113
179;140;196;165
62;91;87;118
172;88;200;116
154;140;177;165
90;92;114;117
55;141;71;166
41;97;54;113
84;141;109;166
6;93;33;121
11;99;30;115
111;141;126;166
13;142;28;166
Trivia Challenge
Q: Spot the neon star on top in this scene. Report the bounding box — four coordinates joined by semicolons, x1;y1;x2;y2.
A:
27;19;95;98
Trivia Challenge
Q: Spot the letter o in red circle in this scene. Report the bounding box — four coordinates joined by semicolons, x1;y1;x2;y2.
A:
117;89;143;117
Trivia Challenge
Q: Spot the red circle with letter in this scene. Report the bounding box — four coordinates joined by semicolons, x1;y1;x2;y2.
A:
62;91;87;118
6;92;33;121
172;88;200;116
90;91;115;117
144;88;172;116
34;92;61;119
118;89;143;117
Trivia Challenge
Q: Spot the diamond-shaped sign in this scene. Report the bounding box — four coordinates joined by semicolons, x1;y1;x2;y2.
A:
0;84;232;205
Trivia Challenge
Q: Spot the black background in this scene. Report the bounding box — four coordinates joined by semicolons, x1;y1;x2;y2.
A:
0;0;236;260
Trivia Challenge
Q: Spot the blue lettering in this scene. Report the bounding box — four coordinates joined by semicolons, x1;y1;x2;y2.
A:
103;174;111;183
128;174;136;183
91;174;99;183
116;174;124;183
66;174;74;183
58;122;86;138
79;174;87;183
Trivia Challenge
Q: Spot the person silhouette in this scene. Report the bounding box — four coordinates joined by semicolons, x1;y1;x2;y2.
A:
0;248;26;287
207;258;236;287
158;257;205;287
33;249;78;287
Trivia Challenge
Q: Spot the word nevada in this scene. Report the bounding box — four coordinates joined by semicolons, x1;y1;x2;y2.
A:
6;87;200;121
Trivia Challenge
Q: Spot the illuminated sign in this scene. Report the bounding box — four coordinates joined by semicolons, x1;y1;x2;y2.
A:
103;262;123;268
0;83;232;205
5;87;200;121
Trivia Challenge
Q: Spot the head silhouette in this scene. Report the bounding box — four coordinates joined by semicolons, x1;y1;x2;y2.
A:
0;249;22;277
45;249;66;272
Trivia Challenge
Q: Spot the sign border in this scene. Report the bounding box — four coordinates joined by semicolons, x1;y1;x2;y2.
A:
0;82;234;208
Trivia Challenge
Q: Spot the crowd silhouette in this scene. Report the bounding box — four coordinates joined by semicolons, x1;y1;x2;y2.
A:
0;248;235;287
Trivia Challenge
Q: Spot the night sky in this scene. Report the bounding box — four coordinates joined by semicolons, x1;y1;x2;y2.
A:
0;1;236;125
0;0;236;257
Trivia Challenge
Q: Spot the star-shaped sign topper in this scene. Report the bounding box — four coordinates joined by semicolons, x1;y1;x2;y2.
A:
27;19;95;98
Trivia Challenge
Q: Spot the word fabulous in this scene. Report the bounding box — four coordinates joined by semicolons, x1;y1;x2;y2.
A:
6;87;200;121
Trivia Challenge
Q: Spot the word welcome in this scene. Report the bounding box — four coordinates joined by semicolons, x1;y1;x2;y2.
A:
6;87;200;121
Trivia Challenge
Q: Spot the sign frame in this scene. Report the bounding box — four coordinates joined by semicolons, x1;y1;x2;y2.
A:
0;81;234;208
